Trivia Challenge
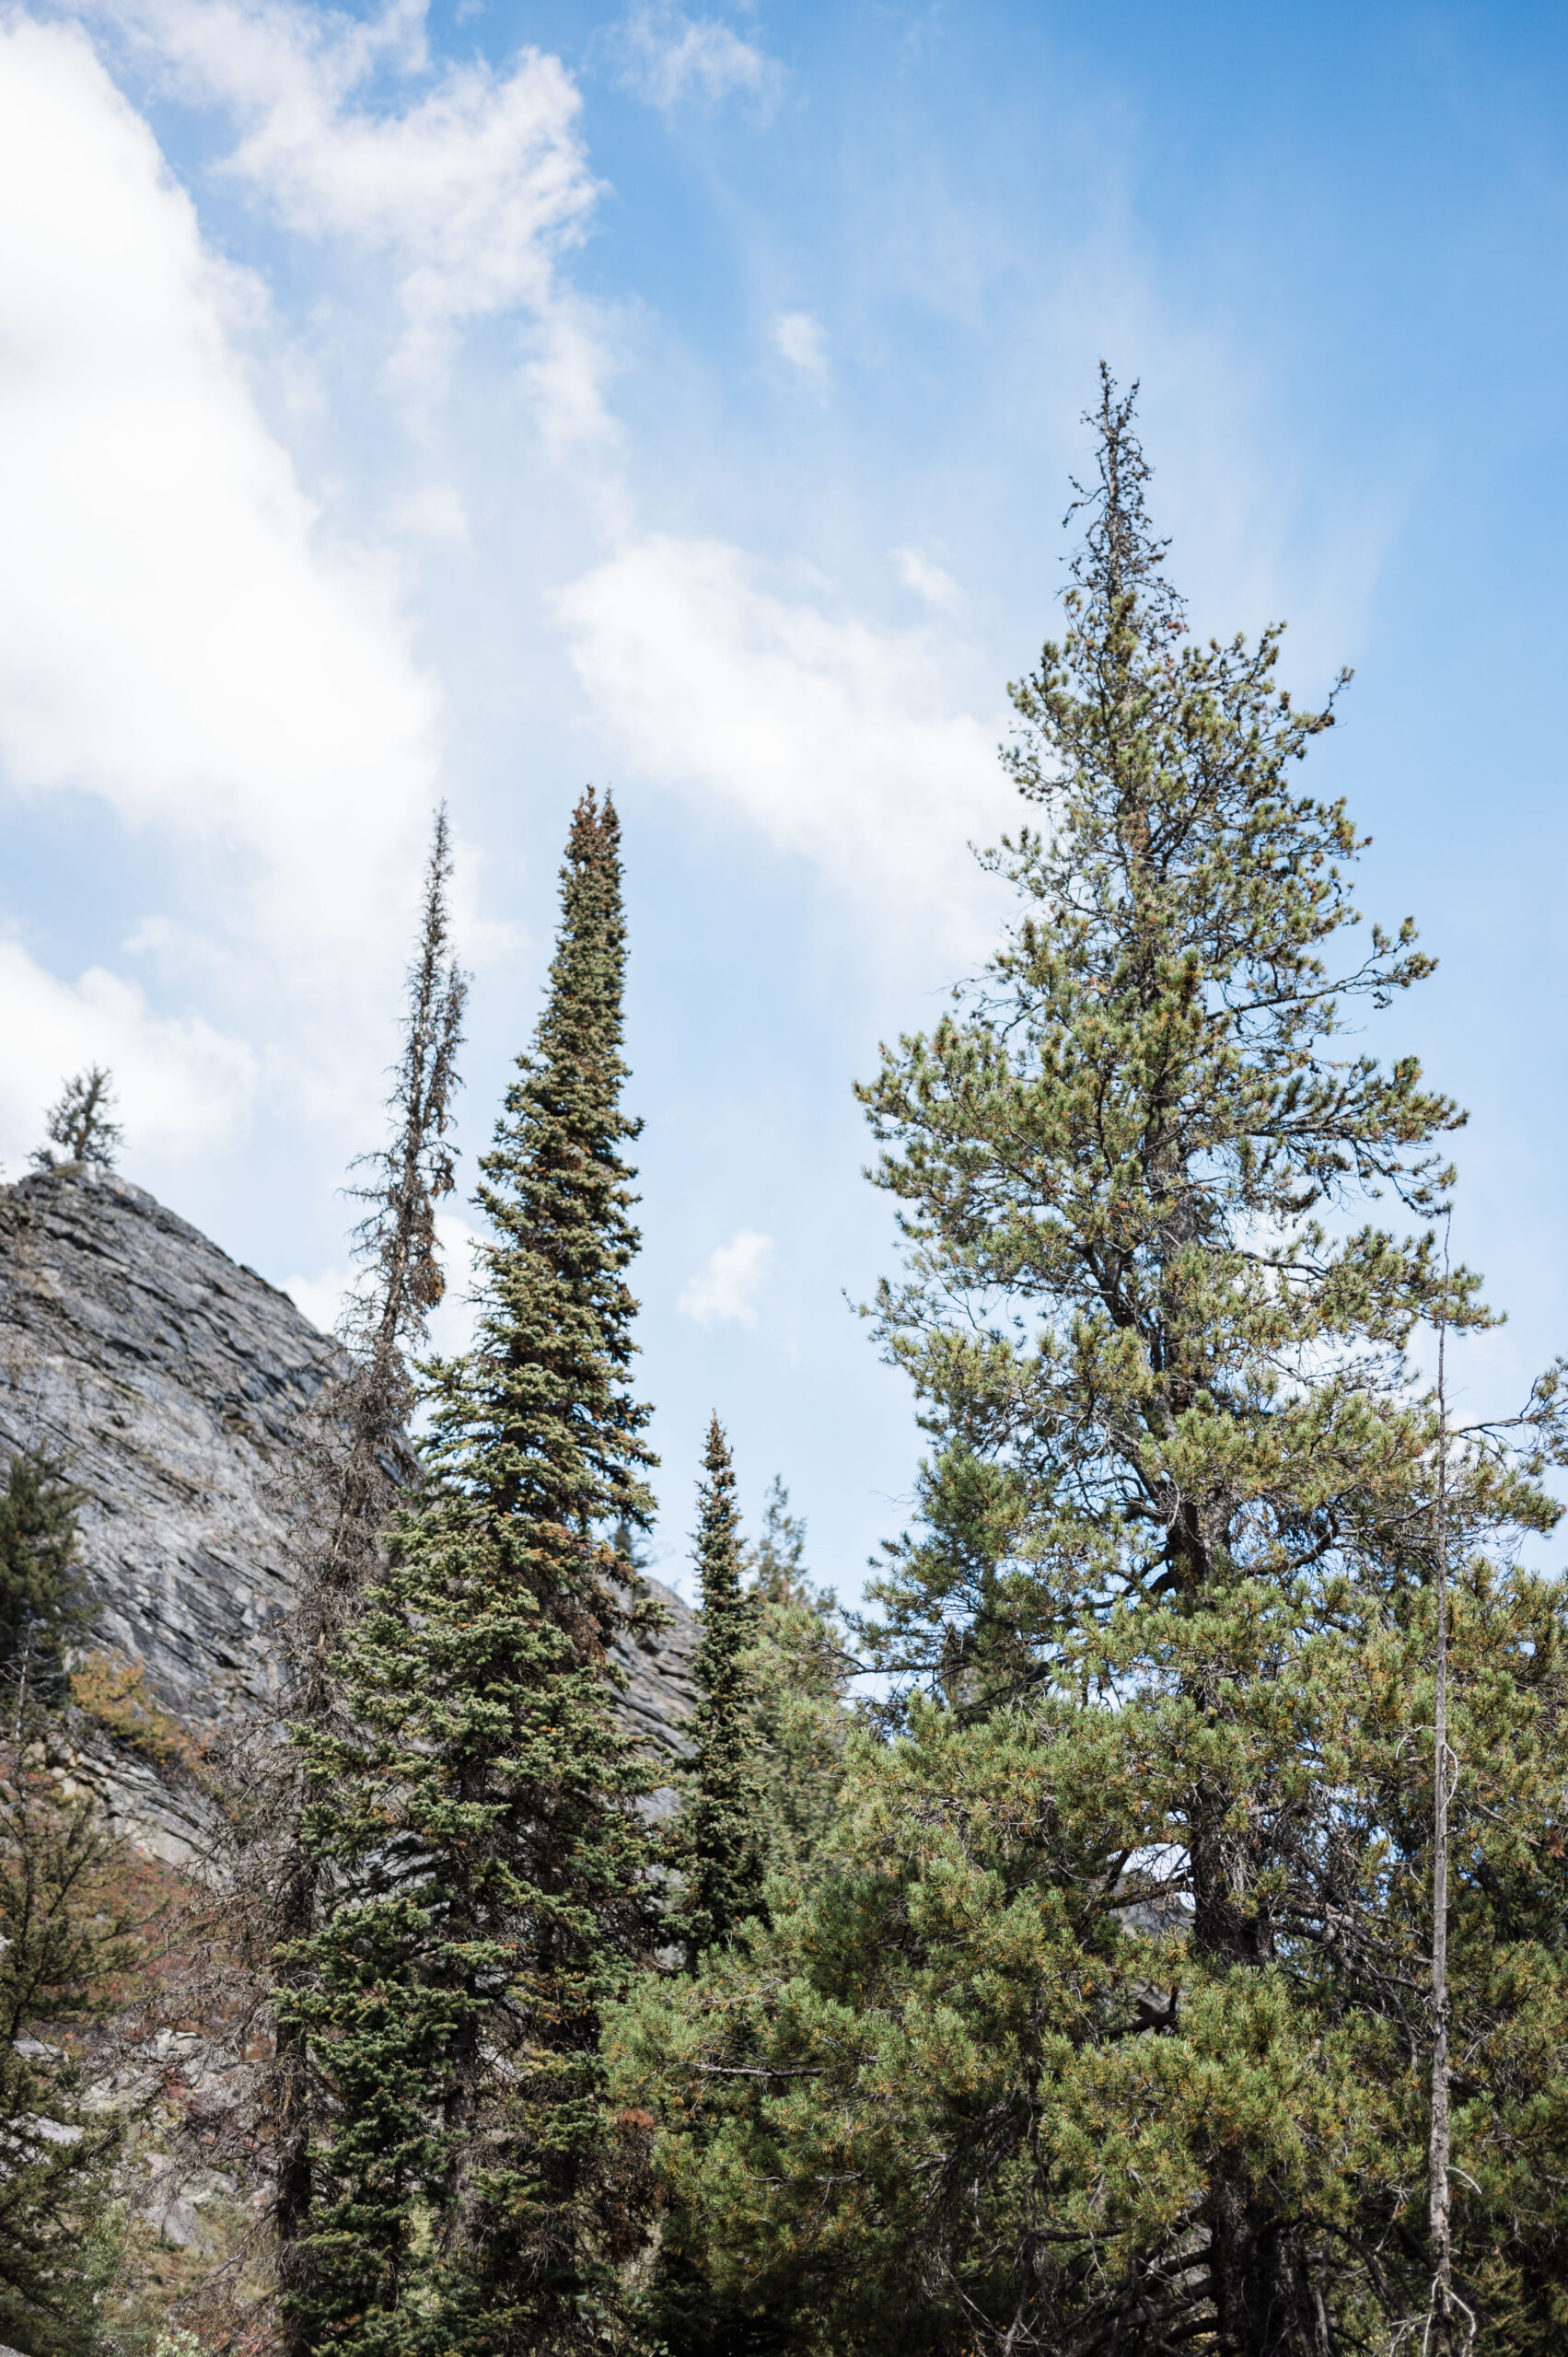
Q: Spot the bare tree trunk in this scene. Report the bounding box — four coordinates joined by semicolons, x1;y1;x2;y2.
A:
1423;1223;1480;2357
1428;1261;1455;2352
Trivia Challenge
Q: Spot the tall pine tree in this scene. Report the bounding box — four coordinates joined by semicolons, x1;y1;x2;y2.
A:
670;1418;765;1970
615;378;1568;2354
286;789;659;2357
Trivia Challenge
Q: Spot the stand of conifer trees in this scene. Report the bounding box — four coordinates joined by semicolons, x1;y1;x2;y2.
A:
264;809;468;2353
282;791;659;2357
610;378;1568;2357
177;377;1568;2357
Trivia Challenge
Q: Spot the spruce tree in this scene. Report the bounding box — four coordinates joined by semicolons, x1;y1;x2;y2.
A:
619;1471;846;2357
670;1418;765;1970
740;1481;851;1887
0;1449;91;1704
617;378;1568;2352
286;788;659;2356
0;1457;131;2355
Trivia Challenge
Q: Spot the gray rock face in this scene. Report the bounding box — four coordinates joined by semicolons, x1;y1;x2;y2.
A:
0;1167;698;1855
0;1167;347;1855
613;1574;699;1764
613;1573;700;1823
0;1168;340;1723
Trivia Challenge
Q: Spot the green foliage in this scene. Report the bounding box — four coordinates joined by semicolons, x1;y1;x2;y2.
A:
619;1558;1568;2354
0;1735;134;2355
615;1470;855;2357
618;376;1568;2351
30;1068;122;1171
741;1482;852;1887
668;1418;766;1968
0;1449;92;1702
854;372;1506;1706
282;789;660;2357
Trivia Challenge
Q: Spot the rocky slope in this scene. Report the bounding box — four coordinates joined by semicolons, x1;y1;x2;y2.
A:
0;1165;698;1858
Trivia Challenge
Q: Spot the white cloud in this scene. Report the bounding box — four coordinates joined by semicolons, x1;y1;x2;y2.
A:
552;536;1012;945
80;0;605;413
0;16;439;1103
280;1208;483;1349
278;1261;350;1338
389;482;471;545
678;1228;773;1329
610;5;784;113
0;941;257;1173
772;309;828;383
895;545;962;612
425;1210;486;1358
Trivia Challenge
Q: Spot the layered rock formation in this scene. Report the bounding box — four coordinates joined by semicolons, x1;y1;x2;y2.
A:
0;1165;697;1857
0;1167;342;1716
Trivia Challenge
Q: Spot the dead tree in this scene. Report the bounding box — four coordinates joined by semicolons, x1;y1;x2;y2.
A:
209;810;467;2351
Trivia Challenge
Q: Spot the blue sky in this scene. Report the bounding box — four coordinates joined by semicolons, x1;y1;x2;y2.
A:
1;0;1565;1597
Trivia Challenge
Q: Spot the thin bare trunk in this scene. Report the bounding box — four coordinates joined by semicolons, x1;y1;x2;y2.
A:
1424;1224;1474;2357
1427;1278;1452;2350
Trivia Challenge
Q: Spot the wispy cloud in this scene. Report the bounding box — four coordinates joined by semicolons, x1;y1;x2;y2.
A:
610;5;784;114
678;1228;773;1329
0;21;437;960
894;546;962;612
771;308;828;383
0;12;453;1173
553;535;1012;950
78;0;606;415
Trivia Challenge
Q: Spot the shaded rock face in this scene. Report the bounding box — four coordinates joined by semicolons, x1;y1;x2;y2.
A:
613;1576;699;1762
0;1167;343;1854
0;1166;698;1855
613;1573;700;1822
0;1168;337;1724
0;1168;340;1723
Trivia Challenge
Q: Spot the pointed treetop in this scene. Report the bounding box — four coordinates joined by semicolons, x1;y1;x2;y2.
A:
528;784;629;1083
1063;363;1184;644
464;779;655;1550
31;1067;122;1171
675;1411;765;1966
344;803;468;1362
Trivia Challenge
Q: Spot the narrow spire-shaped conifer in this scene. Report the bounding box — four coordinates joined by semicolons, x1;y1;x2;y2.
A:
286;789;659;2357
671;1417;765;1969
255;808;465;2351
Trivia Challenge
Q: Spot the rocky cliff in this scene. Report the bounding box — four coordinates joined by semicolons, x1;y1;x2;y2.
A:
0;1166;697;1857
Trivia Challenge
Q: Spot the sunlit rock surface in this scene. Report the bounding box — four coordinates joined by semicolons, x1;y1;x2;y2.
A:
0;1166;697;1857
